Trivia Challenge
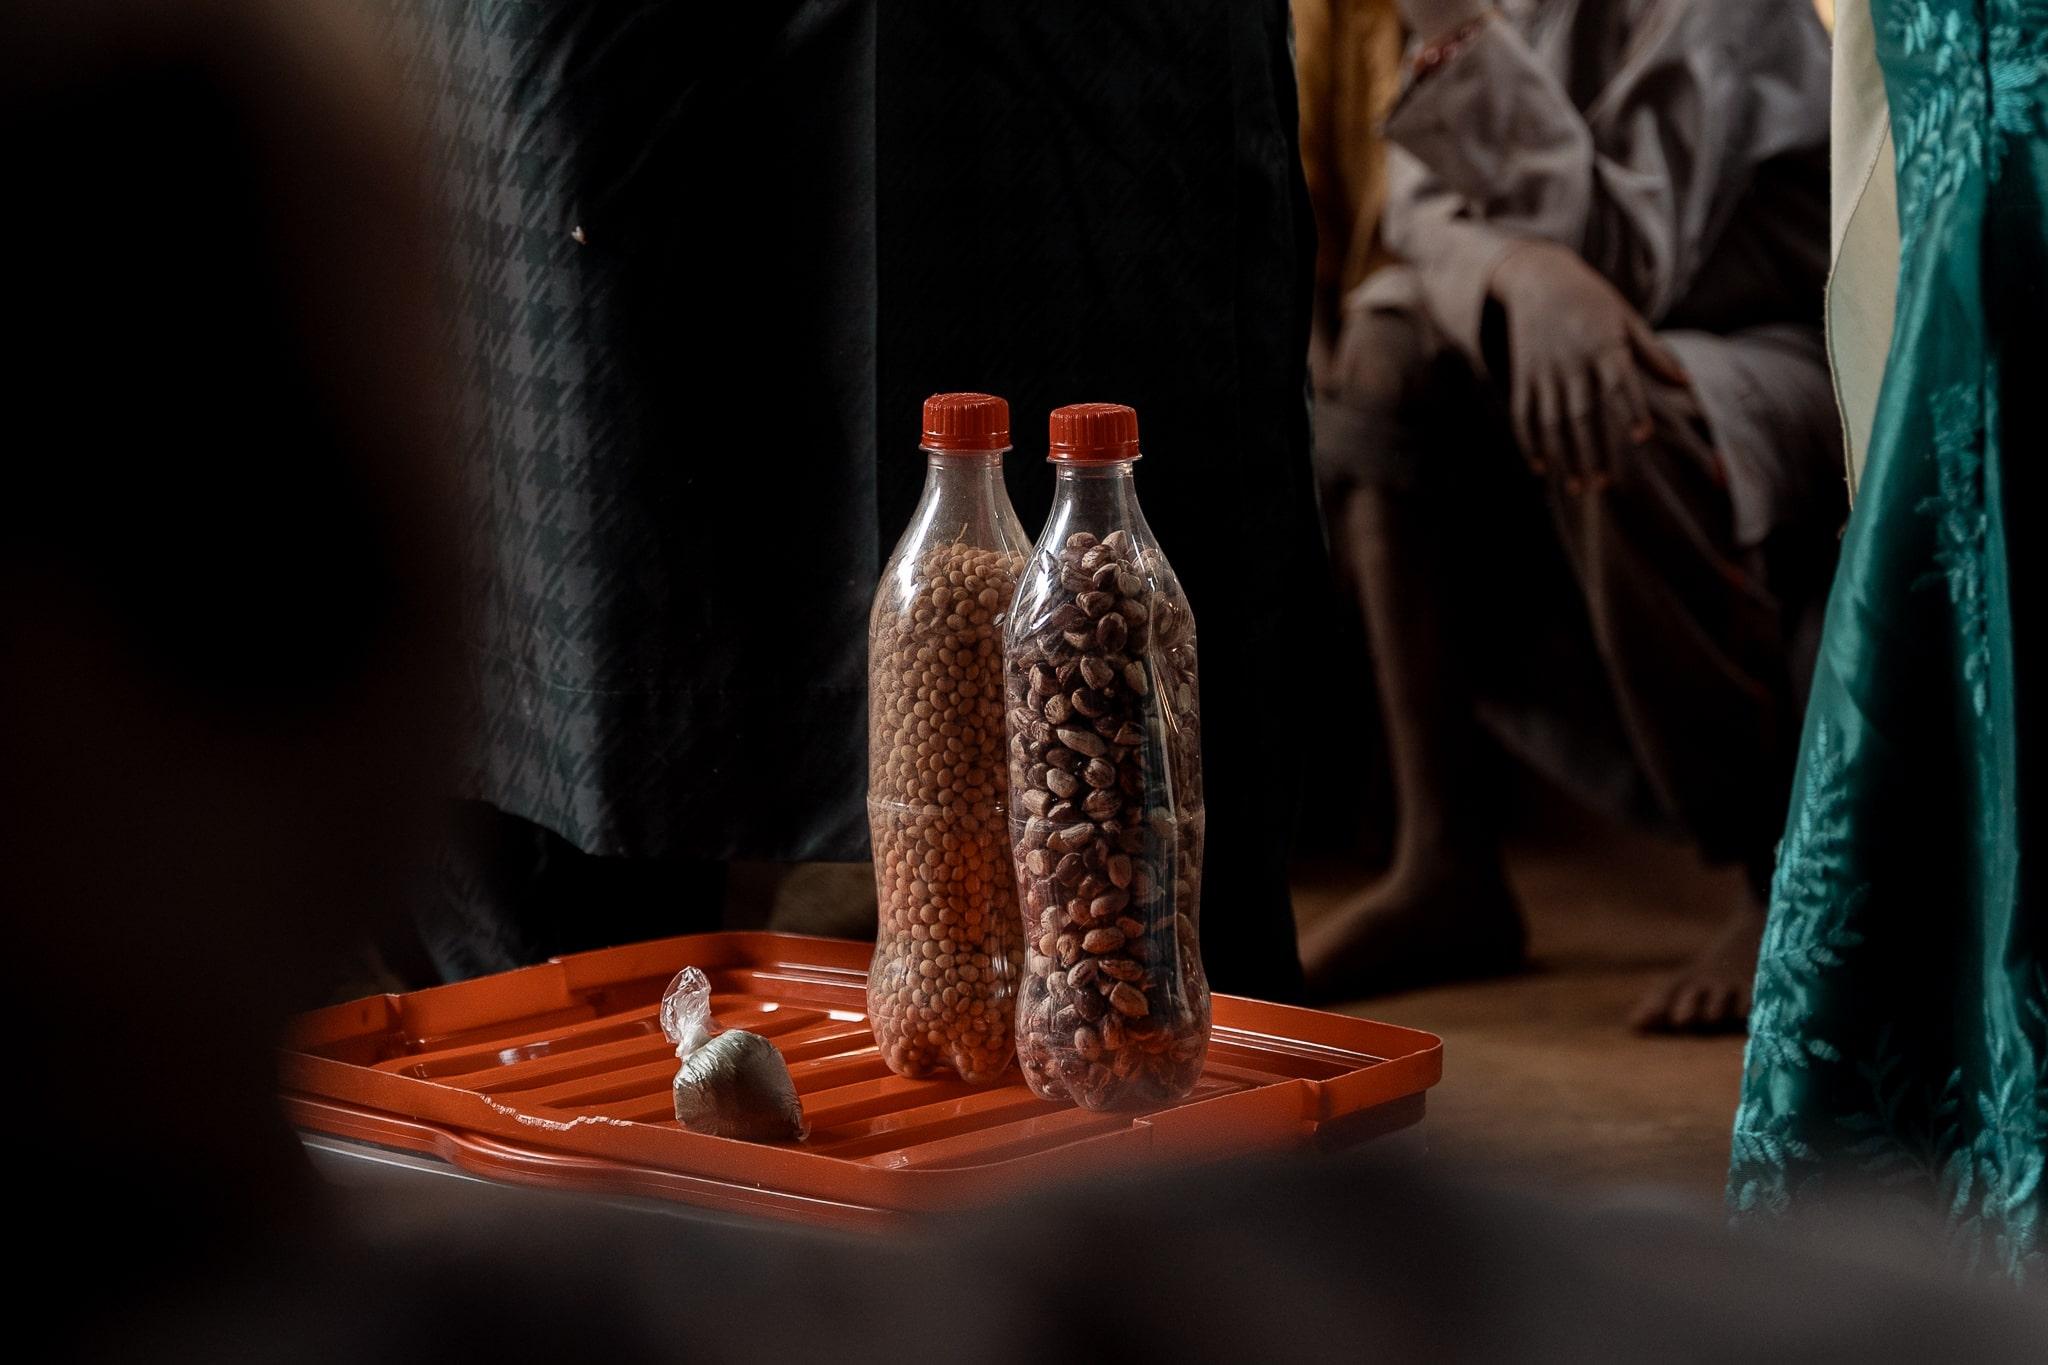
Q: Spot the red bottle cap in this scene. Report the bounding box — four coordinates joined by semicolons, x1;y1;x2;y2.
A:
1047;402;1141;463
921;393;1012;452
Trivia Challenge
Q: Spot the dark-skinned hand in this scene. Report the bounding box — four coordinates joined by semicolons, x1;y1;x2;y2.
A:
1488;238;1691;491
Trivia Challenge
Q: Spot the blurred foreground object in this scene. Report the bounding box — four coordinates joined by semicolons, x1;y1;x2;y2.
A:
1730;0;2048;1278
1306;0;1843;1034
2;0;460;1189
938;1157;2048;1361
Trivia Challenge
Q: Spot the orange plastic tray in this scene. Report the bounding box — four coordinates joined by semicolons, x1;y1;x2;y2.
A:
284;932;1441;1229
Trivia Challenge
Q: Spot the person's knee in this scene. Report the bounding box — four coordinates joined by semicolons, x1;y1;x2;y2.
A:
1330;302;1437;424
1314;286;1443;492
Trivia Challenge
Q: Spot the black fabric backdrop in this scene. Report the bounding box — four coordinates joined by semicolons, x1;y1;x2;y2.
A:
412;0;1318;997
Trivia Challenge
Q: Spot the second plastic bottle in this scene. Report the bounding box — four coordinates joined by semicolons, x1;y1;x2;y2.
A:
866;393;1030;1084
1004;403;1210;1109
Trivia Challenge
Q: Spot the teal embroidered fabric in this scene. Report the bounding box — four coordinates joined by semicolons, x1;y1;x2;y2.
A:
1729;0;2048;1278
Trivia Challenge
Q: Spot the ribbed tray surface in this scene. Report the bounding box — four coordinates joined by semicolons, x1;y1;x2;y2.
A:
284;932;1441;1222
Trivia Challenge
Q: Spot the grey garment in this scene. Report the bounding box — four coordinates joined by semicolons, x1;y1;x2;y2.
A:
1661;324;1838;546
1319;271;1805;864
1371;0;1841;544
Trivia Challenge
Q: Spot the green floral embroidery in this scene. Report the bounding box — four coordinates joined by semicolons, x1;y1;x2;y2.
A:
1986;7;2048;147
1730;721;1865;1216
1950;1010;2048;1281
1743;722;1865;1080
1915;383;1988;717
1730;0;2048;1280
1832;1020;2048;1282
1885;5;1989;266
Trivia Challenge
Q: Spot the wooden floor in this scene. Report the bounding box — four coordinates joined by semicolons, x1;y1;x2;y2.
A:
1294;822;1750;1210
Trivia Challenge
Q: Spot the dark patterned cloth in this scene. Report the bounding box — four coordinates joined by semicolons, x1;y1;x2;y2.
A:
401;1;878;864
400;1;1317;996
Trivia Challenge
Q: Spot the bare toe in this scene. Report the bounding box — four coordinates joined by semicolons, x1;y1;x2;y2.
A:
1632;903;1765;1035
1667;984;1703;1031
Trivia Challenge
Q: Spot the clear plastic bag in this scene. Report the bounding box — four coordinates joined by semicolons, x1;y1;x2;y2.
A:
865;394;1030;1084
1004;404;1209;1109
662;967;806;1141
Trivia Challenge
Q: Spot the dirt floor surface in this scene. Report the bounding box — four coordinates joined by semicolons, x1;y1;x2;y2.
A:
1293;820;1751;1211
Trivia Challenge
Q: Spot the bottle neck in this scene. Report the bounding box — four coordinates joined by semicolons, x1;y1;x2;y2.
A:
901;448;1026;556
1042;460;1143;541
924;448;1007;477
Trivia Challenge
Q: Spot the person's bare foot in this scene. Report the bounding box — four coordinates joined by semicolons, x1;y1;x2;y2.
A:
1630;901;1765;1034
1301;864;1528;1002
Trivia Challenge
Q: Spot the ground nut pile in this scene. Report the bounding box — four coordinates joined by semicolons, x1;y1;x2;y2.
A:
1006;529;1209;1109
866;541;1024;1084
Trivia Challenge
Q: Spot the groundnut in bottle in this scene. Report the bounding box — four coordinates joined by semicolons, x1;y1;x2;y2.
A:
865;393;1030;1084
1004;402;1209;1109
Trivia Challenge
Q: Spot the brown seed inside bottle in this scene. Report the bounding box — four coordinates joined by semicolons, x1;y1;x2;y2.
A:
1006;522;1210;1109
869;541;1025;1085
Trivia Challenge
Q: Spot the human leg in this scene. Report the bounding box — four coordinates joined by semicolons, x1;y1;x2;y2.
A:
1301;283;1526;997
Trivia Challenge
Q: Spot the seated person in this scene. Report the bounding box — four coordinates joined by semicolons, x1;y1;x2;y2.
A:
1304;0;1844;1031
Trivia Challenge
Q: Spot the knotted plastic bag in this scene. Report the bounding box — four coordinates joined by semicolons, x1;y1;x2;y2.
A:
661;967;807;1142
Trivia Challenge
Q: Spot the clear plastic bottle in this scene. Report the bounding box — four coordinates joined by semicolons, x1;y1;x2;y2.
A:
1004;403;1209;1109
866;393;1031;1084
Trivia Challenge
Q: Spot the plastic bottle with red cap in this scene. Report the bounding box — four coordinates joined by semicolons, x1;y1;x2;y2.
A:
1003;403;1210;1109
864;393;1029;1084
